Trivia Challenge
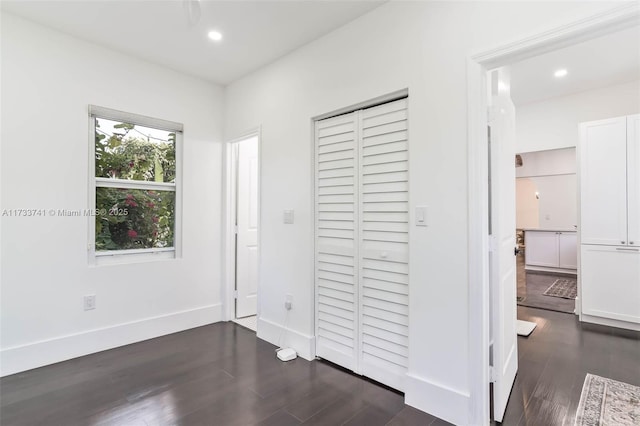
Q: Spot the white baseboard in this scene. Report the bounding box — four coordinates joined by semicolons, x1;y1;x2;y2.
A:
580;313;640;331
405;372;470;425
257;317;315;361
0;303;222;377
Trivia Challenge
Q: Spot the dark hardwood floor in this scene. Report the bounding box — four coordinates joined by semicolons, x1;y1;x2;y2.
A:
499;306;640;425
0;323;447;426
2;308;637;426
516;253;575;314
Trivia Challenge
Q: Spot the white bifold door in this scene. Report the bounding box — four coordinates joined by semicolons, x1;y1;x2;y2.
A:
314;98;409;391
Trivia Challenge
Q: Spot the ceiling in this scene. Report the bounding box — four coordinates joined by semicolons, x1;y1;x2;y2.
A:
510;25;640;106
1;0;385;85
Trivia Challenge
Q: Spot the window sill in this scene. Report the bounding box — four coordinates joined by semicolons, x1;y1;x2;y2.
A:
92;248;176;266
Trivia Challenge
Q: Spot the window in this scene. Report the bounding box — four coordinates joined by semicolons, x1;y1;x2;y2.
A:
89;106;182;264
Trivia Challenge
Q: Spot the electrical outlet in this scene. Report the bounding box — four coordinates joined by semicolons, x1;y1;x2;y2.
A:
285;294;293;310
84;295;96;311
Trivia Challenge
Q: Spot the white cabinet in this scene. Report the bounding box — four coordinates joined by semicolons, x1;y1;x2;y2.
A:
559;232;578;269
580;115;639;246
525;230;577;272
579;114;640;330
581;245;640;324
628;115;640;246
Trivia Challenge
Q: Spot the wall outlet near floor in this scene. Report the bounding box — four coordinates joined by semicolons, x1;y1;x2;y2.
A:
285;294;293;310
84;295;96;311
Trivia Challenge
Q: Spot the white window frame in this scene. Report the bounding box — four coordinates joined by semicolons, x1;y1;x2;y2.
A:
88;105;183;266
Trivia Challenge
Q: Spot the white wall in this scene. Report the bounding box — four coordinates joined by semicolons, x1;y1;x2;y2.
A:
0;14;224;376
516;148;577;229
223;2;624;423
516;178;539;229
516;80;640;153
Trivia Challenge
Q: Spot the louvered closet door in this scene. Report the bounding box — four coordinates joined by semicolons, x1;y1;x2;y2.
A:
314;98;408;391
315;112;359;371
358;98;409;391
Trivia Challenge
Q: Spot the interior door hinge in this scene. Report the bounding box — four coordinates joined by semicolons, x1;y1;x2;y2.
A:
489;366;496;383
487;105;498;123
234;225;239;234
233;290;238;299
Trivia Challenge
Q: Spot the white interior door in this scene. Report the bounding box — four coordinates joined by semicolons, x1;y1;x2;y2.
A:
488;67;518;422
236;136;259;318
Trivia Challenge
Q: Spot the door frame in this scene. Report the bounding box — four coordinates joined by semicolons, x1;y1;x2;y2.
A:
466;4;639;424
223;128;262;322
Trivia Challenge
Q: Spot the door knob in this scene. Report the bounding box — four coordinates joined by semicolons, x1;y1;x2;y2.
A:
514;246;521;256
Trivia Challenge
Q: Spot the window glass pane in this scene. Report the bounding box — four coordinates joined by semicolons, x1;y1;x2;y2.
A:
95;117;176;183
95;188;175;251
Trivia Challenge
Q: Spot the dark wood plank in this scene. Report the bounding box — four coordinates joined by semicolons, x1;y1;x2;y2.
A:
386;406;441;425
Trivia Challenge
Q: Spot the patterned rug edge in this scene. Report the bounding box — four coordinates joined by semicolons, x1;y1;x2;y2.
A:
543;278;577;300
574;373;640;426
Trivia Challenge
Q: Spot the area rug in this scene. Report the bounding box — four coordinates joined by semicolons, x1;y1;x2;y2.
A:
543;278;577;299
575;374;640;425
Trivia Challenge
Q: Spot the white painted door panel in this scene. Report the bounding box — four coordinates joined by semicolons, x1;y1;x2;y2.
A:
525;231;559;267
489;68;518;423
315;98;408;391
581;245;640;324
628;115;640;247
580;117;628;246
558;232;577;269
359;98;409;391
236;137;259;318
315;112;358;371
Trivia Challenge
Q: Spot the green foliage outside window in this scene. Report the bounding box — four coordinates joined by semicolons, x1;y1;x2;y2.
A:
94;118;176;251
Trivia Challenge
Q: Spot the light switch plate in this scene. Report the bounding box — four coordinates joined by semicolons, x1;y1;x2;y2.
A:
415;206;427;227
284;210;294;224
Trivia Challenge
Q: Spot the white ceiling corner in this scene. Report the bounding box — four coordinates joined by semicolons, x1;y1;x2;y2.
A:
1;0;386;86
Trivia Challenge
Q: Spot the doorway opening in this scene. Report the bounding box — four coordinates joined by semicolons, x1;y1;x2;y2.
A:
225;133;260;332
467;5;639;424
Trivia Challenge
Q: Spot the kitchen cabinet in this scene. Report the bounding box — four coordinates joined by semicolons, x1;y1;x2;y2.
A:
579;114;640;330
524;230;577;273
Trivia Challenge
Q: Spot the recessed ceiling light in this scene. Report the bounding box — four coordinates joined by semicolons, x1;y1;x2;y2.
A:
554;69;568;78
208;30;223;42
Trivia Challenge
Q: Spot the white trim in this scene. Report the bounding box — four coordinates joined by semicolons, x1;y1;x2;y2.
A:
312;88;408;121
466;5;639;425
580;314;640;332
94;247;175;266
0;303;222;377
472;3;640;68
222;128;261;322
89;105;183;133
95;178;176;191
257;316;316;361
405;373;471;426
466;57;491;426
